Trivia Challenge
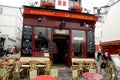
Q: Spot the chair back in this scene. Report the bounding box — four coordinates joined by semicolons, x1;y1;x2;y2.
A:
1;62;9;69
29;61;38;70
2;71;9;80
71;67;78;80
45;61;51;71
0;67;8;79
13;61;21;72
29;69;37;80
50;68;59;80
8;58;15;64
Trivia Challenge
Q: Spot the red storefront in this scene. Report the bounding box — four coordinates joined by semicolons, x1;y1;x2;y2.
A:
22;6;98;66
100;40;120;56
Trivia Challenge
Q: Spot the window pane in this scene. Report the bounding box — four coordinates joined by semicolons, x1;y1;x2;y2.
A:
34;27;51;52
72;30;85;57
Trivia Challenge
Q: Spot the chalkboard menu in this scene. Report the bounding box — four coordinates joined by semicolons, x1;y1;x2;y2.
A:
48;42;56;53
21;26;32;56
87;30;95;57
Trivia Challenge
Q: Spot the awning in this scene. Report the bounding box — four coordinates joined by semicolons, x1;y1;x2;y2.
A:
100;40;120;47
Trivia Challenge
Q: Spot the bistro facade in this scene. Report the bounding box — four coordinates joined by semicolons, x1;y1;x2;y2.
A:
21;6;98;66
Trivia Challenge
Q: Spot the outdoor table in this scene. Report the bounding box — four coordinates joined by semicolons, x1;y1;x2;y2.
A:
33;75;56;80
83;72;103;80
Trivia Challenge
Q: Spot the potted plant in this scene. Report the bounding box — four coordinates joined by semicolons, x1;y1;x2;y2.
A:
40;1;55;8
70;5;83;12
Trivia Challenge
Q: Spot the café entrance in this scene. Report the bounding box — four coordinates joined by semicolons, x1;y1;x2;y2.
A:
53;35;70;66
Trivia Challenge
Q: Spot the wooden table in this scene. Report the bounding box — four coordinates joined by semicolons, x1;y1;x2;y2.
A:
83;72;103;80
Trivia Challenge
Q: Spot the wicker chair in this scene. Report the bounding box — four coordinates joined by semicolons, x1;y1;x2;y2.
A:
71;67;79;80
49;68;59;80
2;70;10;80
78;61;83;76
44;61;51;75
12;60;23;80
28;61;38;80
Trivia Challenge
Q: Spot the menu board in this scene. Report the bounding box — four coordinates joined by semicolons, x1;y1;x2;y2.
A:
111;54;120;72
21;26;32;56
87;30;95;57
48;42;56;53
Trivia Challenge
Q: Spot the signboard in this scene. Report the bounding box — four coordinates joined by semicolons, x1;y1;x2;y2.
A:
48;42;56;53
24;7;98;21
87;30;95;57
22;26;32;56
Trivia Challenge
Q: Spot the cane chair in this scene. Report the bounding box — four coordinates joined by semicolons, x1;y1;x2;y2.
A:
1;62;9;69
0;67;7;80
78;61;83;76
108;63;116;80
28;60;38;80
29;60;38;70
7;58;15;64
89;62;97;73
50;68;59;80
12;60;23;80
44;61;51;75
2;70;10;80
0;58;3;63
28;68;37;80
71;67;79;80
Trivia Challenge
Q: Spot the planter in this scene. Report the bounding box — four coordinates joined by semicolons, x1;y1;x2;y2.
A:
70;8;82;12
70;5;83;12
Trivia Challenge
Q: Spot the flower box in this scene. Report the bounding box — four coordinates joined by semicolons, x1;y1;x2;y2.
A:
70;5;82;12
40;1;55;8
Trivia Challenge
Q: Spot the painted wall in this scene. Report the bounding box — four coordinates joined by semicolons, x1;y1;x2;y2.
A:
0;5;23;48
101;1;120;42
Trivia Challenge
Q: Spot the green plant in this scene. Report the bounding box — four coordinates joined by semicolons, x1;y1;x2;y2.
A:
41;1;54;8
70;5;82;12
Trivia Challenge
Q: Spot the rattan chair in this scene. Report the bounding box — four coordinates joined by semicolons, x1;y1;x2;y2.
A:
2;70;10;80
44;61;51;75
28;69;37;80
71;67;79;80
28;61;38;80
49;68;59;80
78;61;83;76
12;60;23;80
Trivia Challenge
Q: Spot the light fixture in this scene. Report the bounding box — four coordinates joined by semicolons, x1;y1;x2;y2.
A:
60;20;66;29
80;22;86;27
38;17;43;22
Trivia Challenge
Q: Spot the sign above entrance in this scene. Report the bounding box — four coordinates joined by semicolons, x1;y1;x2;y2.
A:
24;7;98;21
55;29;69;34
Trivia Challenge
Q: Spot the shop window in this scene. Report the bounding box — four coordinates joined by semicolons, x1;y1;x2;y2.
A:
34;27;51;52
72;30;85;57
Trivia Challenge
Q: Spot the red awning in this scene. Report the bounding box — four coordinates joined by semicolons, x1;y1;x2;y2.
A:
100;40;120;47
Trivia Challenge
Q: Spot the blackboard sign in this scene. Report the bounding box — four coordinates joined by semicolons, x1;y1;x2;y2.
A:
87;30;95;57
48;42;56;53
21;26;32;56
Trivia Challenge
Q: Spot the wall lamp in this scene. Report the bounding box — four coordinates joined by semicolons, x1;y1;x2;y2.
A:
60;20;66;29
38;17;43;22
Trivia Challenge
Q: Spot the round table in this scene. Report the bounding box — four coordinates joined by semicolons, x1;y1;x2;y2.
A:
33;75;56;80
83;72;103;80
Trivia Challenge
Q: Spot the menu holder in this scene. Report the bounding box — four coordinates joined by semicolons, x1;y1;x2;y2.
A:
87;30;95;57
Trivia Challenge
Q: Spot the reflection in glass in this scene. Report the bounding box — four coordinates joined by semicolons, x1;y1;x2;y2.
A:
72;30;85;57
34;27;51;52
